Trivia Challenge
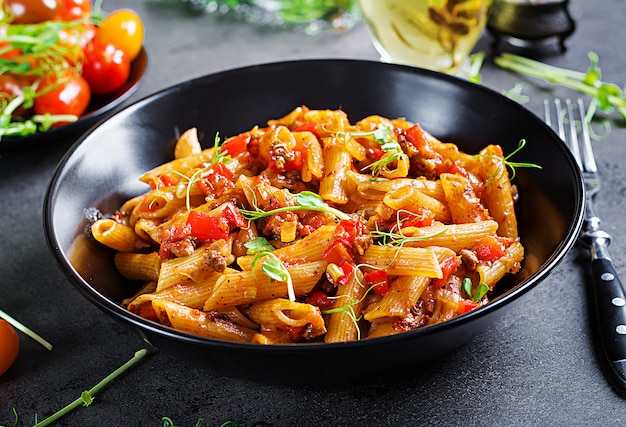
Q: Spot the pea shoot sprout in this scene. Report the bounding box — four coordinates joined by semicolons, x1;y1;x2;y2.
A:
0;308;52;351
476;139;542;183
15;349;148;427
245;237;295;302
495;51;626;123
239;191;351;221
462;278;489;302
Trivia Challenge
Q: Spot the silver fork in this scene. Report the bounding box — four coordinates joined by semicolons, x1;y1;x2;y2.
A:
544;98;626;389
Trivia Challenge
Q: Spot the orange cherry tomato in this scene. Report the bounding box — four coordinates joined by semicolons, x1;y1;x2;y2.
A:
95;9;144;61
0;319;19;376
34;69;91;123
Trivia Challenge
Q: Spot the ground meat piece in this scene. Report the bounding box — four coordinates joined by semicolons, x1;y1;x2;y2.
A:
352;233;373;257
393;301;428;332
460;248;479;271
204;249;227;273
269;139;295;170
165;238;195;258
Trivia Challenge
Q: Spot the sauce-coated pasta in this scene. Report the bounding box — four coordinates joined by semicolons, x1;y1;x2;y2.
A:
90;106;524;344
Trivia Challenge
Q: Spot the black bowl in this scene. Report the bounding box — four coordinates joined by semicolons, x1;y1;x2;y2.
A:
43;59;583;384
0;48;148;151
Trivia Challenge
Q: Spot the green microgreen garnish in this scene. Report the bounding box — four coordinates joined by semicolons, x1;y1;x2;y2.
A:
502;82;530;104
476;139;542;183
245;237;295;302
371;224;448;247
209;132;231;166
467;51;485;84
321;283;381;341
462;278;489;302
0;308;52;351
495;51;626;123
239;190;351;221
16;349;147;426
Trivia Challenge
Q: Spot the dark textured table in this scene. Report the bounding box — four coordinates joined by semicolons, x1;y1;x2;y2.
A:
2;1;626;425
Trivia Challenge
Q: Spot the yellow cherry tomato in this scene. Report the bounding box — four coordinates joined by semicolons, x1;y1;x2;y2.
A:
0;319;19;376
95;9;144;61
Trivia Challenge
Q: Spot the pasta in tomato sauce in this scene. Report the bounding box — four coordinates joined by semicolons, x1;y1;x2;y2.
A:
90;106;524;344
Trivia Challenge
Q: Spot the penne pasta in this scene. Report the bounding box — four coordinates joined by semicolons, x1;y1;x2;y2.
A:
90;106;527;344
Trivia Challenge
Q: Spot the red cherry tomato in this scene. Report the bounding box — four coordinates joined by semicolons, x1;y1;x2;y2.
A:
0;74;31;117
34;69;91;121
5;0;62;24
58;0;91;21
95;9;144;61
0;319;19;376
81;40;130;94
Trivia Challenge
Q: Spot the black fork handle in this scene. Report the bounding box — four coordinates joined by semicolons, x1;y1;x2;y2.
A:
591;257;626;388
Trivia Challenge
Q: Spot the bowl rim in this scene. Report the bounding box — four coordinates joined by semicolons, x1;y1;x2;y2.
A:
43;58;585;352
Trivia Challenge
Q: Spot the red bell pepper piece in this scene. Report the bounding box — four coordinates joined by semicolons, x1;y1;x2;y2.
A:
364;269;389;295
195;162;234;197
457;300;479;314
222;202;247;229
431;256;461;289
186;210;229;241
306;290;334;310
293;122;320;140
222;133;250;156
475;236;506;261
322;240;354;264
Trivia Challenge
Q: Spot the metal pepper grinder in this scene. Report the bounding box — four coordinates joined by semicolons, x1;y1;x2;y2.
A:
487;0;576;54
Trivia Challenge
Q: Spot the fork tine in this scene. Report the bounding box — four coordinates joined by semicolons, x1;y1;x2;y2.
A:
564;99;583;169
544;98;583;169
575;98;598;173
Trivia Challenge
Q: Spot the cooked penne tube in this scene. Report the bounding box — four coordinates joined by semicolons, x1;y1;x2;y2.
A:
203;261;327;310
91;219;148;252
91;106;527;345
151;299;255;342
114;252;161;282
248;298;326;339
360;246;443;278
324;269;367;343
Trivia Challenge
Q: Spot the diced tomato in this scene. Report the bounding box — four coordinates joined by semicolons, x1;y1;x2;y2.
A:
431;256;461;289
222;133;250;157
364;269;389;295
475;236;506;261
322;240;353;265
457;300;479;314
405;123;429;149
293;122;320;140
394;208;434;229
334;219;363;247
150;174;177;189
186;210;229;241
195;162;234;197
306;290;334;310
336;261;355;286
222;202;247;229
447;161;469;177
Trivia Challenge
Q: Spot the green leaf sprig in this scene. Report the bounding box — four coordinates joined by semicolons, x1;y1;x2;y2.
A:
462;278;489;302
16;349;148;427
494;52;626;122
476;138;542;183
245;237;295;302
239;190;351;222
0;308;52;351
